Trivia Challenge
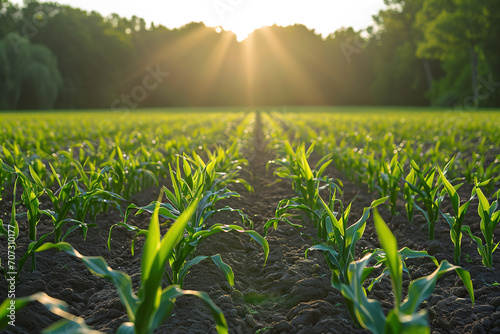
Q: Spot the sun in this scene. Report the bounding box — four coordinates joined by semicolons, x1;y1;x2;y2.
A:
214;25;255;42
222;24;258;42
232;28;251;42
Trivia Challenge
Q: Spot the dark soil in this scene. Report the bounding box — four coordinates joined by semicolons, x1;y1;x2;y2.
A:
1;120;500;334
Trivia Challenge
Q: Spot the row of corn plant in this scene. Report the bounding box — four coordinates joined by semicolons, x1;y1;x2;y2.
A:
267;141;333;223
263;136;478;332
272;128;500;268
0;111;247;199
0;114;260;331
338;209;474;333
0;161;123;280
273;110;499;218
110;151;268;290
263;111;500;274
264;142;390;326
1;198;229;334
0;135;256;332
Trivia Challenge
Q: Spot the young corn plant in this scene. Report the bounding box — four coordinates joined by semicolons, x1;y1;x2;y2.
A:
13;166;44;272
438;167;475;265
270;141;332;221
264;142;334;234
463;155;500;196
375;153;404;216
462;187;500;268
360;151;380;194
264;179;342;236
404;158;455;240
160;155;252;226
109;157;268;289
72;160;126;219
29;162;124;241
0;172;46;279
305;196;388;326
307;196;388;286
8;164;123;279
38;199;229;334
403;168;417;223
339;209;474;333
203;141;253;192
105;146;159;199
25;164;89;243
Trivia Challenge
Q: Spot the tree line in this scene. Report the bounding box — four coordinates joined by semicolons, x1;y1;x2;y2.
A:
0;0;498;110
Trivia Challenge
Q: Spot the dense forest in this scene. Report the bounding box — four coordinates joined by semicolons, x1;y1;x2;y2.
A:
0;0;498;110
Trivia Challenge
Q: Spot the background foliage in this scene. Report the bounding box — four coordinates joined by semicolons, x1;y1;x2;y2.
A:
0;0;498;110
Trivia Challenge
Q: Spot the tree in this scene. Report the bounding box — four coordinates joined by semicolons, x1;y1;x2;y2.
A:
416;0;489;101
0;33;62;109
369;0;433;105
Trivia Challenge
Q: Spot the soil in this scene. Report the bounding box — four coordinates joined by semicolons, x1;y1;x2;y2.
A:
1;119;500;334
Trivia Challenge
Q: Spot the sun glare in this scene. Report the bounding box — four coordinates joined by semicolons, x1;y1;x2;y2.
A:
223;24;259;42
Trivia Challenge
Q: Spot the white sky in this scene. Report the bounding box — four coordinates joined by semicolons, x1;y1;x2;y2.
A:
10;0;387;40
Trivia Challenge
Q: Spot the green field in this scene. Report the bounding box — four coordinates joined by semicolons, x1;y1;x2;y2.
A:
1;107;499;334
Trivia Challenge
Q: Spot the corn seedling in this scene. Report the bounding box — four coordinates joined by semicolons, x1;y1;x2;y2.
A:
305;196;387;325
104;146;159;199
109;157;267;289
462;187;500;268
438;167;475;264
338;209;474;333
71;160;126;219
110;188;266;289
38;198;229;334
0;173;48;279
271;141;332;217
204;141;253;192
307;196;388;287
375;153;404;216
12;166;44;272
6;163;123;279
463;155;500;196
403;168;417;222
30;162;124;241
403;158;455;240
360;151;379;193
264;180;342;236
159;155;252;227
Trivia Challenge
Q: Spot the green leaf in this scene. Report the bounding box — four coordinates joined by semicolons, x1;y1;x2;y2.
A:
135;197;199;333
476;188;490;221
340;252;386;333
371;196;389;208
401;260;474;314
373;208;402;306
211;254;235;286
438;167;459;215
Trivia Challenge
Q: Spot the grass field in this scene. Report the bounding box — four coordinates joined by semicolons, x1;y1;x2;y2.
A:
0;107;499;334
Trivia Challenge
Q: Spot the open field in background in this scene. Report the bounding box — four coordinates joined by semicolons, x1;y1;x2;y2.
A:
0;107;500;334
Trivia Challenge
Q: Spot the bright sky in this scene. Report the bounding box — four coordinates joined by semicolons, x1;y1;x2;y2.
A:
11;0;387;41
